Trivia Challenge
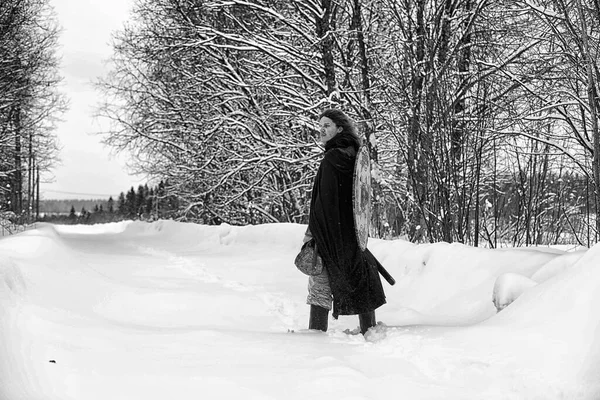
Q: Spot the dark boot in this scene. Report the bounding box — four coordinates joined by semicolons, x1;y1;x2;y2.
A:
358;311;376;335
309;305;329;332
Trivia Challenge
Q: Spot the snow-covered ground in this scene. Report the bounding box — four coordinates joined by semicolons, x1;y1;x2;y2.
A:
0;221;598;399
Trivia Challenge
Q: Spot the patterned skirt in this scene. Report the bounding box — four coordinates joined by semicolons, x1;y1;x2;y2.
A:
306;268;332;310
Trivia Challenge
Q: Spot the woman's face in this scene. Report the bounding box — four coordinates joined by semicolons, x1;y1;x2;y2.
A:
318;116;342;145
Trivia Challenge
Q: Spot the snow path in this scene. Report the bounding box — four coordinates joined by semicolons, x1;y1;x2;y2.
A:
0;221;598;399
129;243;300;328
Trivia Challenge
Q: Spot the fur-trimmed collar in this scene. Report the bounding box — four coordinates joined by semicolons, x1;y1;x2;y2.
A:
325;133;360;153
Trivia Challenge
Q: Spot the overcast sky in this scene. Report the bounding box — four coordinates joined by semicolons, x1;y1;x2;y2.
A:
42;0;141;200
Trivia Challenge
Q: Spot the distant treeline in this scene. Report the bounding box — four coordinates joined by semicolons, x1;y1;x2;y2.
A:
39;181;179;225
40;199;109;215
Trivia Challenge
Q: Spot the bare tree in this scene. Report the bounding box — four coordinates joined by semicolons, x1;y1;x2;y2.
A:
99;0;390;226
0;0;64;220
509;0;600;241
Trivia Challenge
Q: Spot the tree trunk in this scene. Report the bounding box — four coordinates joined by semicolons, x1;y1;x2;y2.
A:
28;131;33;222
352;0;385;237
577;0;600;240
453;0;471;162
13;106;22;215
316;0;337;97
406;0;429;242
36;162;40;220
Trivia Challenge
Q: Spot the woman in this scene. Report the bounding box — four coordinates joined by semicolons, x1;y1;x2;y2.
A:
305;109;386;334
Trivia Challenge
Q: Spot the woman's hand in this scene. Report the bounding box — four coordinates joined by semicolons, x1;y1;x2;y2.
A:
303;227;313;243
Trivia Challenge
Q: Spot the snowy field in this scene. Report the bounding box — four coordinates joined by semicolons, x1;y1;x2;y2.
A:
0;221;599;399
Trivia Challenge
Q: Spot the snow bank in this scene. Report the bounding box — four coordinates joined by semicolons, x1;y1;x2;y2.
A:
115;221;564;326
53;221;132;235
374;240;562;325
110;222;564;326
119;220;306;252
49;221;568;326
1;221;598;399
0;226;66;399
0;223;67;257
472;242;600;396
531;249;586;282
0;257;26;399
491;249;587;312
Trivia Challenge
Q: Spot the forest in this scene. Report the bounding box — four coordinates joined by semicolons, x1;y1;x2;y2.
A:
2;0;600;247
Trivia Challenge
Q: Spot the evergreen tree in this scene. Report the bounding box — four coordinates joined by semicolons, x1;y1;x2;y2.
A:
125;187;136;218
156;180;166;218
107;196;115;214
135;184;146;217
80;207;91;223
145;187;154;216
117;192;126;216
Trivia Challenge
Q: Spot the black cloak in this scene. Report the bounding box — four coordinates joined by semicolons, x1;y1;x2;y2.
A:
308;133;386;318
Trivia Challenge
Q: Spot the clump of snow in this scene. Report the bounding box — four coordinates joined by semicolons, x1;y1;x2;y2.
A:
0;220;597;399
492;273;538;312
491;249;588;312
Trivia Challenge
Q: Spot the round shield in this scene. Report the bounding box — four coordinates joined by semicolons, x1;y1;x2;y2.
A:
353;146;371;251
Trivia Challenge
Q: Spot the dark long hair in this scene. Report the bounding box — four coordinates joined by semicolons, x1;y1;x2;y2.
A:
319;109;362;151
